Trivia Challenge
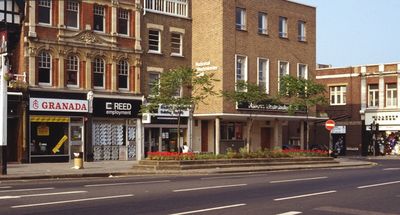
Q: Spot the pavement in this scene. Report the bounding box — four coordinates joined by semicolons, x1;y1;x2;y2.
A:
0;157;381;181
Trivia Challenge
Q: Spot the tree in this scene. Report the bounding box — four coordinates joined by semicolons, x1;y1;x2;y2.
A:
141;67;218;152
278;75;327;149
222;81;275;153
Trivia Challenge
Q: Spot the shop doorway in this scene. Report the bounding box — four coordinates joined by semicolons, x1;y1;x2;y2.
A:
261;127;272;149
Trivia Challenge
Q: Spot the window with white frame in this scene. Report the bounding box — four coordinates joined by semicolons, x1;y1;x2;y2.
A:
236;8;246;30
386;83;397;107
279;61;289;78
298;64;308;79
67;55;79;87
38;0;51;24
148;72;160;95
148;29;161;53
235;55;247;83
279;16;288;38
93;5;105;32
330;86;347;105
258;58;269;93
368;84;379;108
258;12;268;34
118;9;129;35
171;32;182;56
93;58;105;89
66;0;79;28
118;60;129;90
38;51;51;85
298;21;306;41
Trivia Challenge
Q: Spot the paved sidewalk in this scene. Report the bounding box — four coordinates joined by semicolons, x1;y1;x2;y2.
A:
0;158;375;181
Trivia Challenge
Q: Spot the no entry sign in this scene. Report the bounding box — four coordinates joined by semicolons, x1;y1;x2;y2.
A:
325;119;335;131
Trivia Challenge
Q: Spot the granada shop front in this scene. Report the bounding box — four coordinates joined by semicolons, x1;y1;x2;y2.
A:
28;91;88;163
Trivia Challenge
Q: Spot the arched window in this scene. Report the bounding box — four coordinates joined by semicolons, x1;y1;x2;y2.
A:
38;51;51;85
93;57;105;89
118;59;129;90
67;55;79;87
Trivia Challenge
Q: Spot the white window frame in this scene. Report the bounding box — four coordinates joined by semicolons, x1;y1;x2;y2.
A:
117;8;129;36
170;32;183;56
38;0;52;25
118;60;129;91
235;54;248;84
93;5;105;33
258;12;268;35
66;55;79;88
66;0;79;29
297;63;308;79
257;58;269;94
38;51;52;86
298;20;306;41
278;60;289;90
279;16;288;38
330;86;347;105
148;29;161;54
368;84;379;108
386;83;397;107
236;7;246;31
148;72;160;96
93;58;105;89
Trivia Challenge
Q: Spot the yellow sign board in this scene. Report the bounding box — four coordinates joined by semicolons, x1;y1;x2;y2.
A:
52;135;68;154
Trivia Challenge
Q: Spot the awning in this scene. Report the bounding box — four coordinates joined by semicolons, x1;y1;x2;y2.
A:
30;116;70;123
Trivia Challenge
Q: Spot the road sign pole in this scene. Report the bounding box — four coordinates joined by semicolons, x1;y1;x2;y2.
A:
0;54;8;175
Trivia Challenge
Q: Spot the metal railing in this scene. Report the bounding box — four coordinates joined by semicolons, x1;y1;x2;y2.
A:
144;0;188;18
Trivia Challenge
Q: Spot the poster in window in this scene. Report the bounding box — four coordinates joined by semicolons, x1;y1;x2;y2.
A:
37;124;50;136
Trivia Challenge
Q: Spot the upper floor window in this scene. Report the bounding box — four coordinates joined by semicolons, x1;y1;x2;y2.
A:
118;60;129;90
66;0;79;28
148;29;161;53
298;21;306;41
118;9;129;35
278;61;289;90
258;58;269;94
148;72;160;95
93;5;105;32
38;0;51;25
258;12;268;35
67;55;79;87
235;55;247;83
171;32;183;56
144;0;188;18
298;64;308;79
368;84;379;108
330;86;347;105
279;16;288;38
236;8;246;31
38;51;52;85
386;83;397;107
93;58;105;89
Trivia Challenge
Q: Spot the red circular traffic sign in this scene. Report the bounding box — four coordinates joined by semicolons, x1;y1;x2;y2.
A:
325;119;335;131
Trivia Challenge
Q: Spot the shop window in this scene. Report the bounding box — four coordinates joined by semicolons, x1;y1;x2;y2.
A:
93;5;105;32
171;32;183;56
386;83;397;107
93;57;105;89
66;0;79;28
368;84;379;107
330;85;347;105
38;51;52;85
38;0;51;25
118;59;129;90
220;123;243;140
118;9;129;35
148;29;161;53
67;55;79;87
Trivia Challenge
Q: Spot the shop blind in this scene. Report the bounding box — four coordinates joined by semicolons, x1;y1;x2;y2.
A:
30;116;70;123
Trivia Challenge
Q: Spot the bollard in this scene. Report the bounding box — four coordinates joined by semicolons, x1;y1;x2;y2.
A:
73;152;84;169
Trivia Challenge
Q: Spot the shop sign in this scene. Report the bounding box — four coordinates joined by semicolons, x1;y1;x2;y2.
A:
331;125;346;134
157;104;189;117
195;61;218;72
93;98;141;118
365;112;400;126
37;124;50;136
237;101;289;112
30;98;88;112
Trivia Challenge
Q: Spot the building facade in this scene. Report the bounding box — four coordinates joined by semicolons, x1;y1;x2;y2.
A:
191;0;319;153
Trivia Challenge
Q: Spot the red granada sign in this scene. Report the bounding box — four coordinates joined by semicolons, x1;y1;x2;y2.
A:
29;98;88;112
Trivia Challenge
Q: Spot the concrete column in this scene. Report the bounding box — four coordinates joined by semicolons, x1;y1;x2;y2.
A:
273;119;282;150
215;117;220;155
58;55;65;88
187;116;193;149
360;66;367;110
28;1;36;37
379;64;384;108
136;119;143;161
300;121;305;150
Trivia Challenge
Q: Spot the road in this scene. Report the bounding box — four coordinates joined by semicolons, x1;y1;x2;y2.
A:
0;159;399;215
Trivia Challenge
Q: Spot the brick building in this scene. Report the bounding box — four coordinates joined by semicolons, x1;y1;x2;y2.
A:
191;0;320;153
316;63;400;156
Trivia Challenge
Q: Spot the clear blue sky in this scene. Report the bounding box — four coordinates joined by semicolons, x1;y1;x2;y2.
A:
299;0;400;67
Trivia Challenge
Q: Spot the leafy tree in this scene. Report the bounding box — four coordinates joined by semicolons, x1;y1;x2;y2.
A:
142;67;218;152
278;75;327;149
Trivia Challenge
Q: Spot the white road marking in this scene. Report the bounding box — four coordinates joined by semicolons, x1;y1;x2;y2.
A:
315;206;399;215
274;190;337;201
358;180;400;189
11;194;134;208
0;187;54;193
0;191;87;200
276;212;302;215
173;184;247;192
84;180;170;187
201;175;264;180
0;186;11;189
270;176;328;184
383;168;400;171
169;203;246;215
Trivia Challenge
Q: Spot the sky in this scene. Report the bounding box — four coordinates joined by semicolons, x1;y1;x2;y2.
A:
298;0;400;67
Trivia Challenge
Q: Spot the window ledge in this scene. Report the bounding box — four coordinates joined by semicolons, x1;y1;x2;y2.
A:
170;53;184;58
258;32;269;37
37;23;52;27
148;51;163;55
236;28;248;32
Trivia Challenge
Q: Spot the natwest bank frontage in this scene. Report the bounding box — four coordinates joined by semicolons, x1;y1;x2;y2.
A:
28;90;88;163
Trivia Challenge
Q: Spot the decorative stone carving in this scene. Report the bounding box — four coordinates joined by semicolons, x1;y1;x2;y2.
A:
76;31;101;44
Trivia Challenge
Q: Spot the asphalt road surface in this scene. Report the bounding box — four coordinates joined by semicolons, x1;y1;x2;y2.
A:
0;159;399;215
